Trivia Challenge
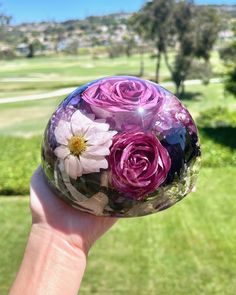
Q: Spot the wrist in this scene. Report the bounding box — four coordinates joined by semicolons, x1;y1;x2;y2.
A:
31;224;88;258
10;224;87;295
31;222;91;256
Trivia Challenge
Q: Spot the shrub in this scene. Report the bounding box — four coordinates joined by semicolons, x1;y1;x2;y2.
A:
0;136;41;195
199;129;236;167
225;65;236;98
197;106;236;128
196;107;236;167
187;60;213;83
0;48;15;60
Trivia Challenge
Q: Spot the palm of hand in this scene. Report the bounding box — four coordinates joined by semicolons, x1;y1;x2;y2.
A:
30;166;117;253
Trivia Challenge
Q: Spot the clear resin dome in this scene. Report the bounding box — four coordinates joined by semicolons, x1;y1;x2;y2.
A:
42;76;201;217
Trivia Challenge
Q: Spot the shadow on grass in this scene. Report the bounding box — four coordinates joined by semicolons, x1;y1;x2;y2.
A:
0;189;28;196
179;91;202;100
200;127;236;149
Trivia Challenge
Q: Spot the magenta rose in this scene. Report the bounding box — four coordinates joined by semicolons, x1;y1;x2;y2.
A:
109;132;171;200
82;77;164;112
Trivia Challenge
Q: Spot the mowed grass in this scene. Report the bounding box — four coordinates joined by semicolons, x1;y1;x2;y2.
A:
0;51;224;79
0;167;236;295
0;54;166;81
0;51;225;99
0;81;78;99
0;95;65;136
0;52;235;294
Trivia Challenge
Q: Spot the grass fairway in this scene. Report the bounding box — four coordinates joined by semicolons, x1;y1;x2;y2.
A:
1;167;236;295
0;51;224;99
0;96;64;136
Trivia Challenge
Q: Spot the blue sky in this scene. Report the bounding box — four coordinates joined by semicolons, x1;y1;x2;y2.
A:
2;0;236;24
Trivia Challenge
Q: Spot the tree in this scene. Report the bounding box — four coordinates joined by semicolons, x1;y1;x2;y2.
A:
0;13;11;26
106;41;125;59
65;40;79;55
165;2;220;94
225;66;236;97
220;27;236;98
194;6;221;63
168;1;195;94
133;1;220;94
0;8;14;60
219;41;236;64
129;13;145;76
21;36;44;58
0;8;12;41
132;0;175;82
122;34;136;57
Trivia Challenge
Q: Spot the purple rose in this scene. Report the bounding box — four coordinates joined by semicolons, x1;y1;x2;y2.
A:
82;77;164;112
109;132;171;200
82;77;165;132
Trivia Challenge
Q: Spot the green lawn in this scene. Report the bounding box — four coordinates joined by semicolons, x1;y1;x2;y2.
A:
0;96;65;136
1;167;236;295
0;81;78;99
0;54;165;81
0;52;235;294
0;51;225;99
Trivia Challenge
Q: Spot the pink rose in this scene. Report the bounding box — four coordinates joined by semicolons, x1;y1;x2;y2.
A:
109;132;171;200
82;77;163;112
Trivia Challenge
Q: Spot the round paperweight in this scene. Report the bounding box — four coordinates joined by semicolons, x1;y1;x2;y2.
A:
41;76;201;217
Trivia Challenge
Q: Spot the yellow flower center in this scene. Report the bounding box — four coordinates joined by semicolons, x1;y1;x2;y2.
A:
68;136;87;156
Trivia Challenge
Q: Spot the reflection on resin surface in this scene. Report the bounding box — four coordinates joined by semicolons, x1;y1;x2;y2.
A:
42;76;201;217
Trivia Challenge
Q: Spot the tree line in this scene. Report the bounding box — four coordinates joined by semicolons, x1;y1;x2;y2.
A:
1;1;236;97
130;0;221;94
220;27;236;98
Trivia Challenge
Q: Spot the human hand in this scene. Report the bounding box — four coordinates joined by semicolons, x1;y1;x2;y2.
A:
10;165;117;295
30;165;118;255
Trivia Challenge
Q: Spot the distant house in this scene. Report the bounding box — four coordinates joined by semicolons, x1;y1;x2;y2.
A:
16;43;29;55
218;30;234;40
57;40;69;51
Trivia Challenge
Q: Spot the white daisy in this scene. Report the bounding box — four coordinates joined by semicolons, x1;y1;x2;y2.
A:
54;110;117;179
